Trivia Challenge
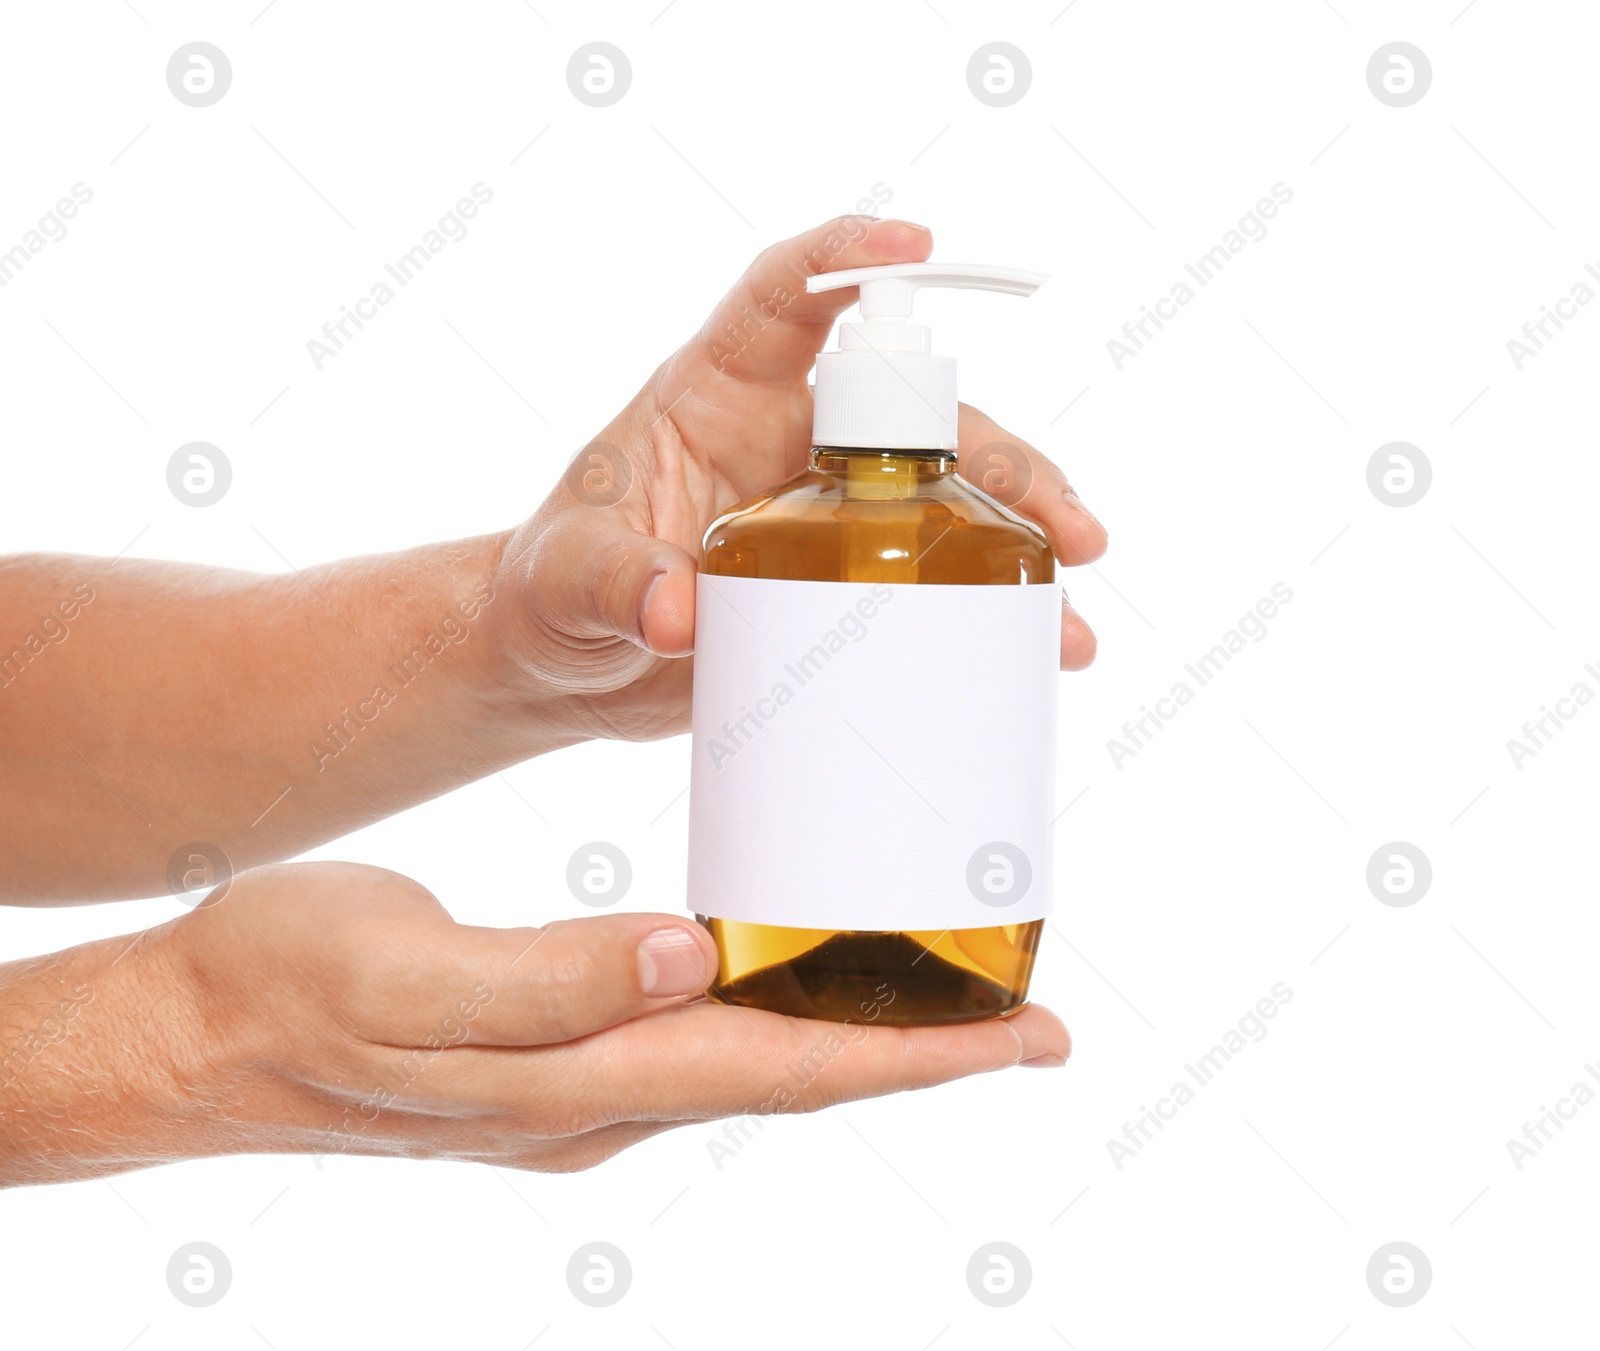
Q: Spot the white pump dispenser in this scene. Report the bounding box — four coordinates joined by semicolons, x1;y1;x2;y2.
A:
806;263;1047;451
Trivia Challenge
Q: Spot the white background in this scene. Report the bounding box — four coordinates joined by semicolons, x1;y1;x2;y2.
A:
2;1;1595;1346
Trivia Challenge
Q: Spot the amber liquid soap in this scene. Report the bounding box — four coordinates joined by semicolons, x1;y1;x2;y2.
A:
697;446;1052;1026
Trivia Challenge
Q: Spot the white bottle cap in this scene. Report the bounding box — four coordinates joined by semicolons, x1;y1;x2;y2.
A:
806;263;1047;451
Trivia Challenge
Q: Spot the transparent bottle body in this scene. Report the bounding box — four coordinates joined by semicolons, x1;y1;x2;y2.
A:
695;448;1053;1027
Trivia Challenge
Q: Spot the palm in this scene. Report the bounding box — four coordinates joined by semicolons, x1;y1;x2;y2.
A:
633;359;815;551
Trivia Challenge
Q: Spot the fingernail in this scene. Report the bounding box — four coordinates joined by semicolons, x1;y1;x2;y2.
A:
637;927;707;996
877;218;931;234
1063;489;1105;536
1019;1054;1067;1069
637;570;667;643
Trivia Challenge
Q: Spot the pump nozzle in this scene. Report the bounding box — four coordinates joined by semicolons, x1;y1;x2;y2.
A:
805;261;1048;450
806;262;1047;320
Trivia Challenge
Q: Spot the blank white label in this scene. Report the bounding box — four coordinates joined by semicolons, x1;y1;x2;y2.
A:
688;575;1059;930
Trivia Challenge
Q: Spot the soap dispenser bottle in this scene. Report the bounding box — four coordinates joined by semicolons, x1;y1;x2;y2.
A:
687;262;1060;1027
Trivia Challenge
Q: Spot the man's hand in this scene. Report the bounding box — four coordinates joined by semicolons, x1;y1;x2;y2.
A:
0;863;1069;1185
492;215;1107;741
0;215;1105;901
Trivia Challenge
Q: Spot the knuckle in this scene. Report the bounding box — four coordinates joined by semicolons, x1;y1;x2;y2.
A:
538;1137;619;1173
524;944;606;1043
543;1123;664;1172
318;861;439;913
586;537;637;630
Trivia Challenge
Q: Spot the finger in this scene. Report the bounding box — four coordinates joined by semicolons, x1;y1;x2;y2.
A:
679;216;934;388
526;1000;1071;1127
957;404;1107;567
318;1095;698;1171
510;1118;694;1172
365;912;718;1048
1060;597;1097;672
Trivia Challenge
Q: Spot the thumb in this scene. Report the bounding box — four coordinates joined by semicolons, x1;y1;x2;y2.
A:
386;913;719;1048
526;502;698;661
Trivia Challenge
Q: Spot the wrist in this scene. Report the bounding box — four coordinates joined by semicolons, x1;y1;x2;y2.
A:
150;917;364;1164
0;926;256;1183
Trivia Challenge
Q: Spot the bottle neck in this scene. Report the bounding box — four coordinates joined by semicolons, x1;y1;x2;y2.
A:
811;447;957;501
811;446;956;477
